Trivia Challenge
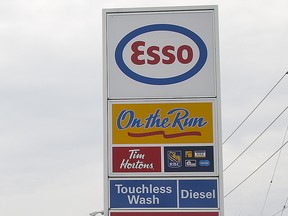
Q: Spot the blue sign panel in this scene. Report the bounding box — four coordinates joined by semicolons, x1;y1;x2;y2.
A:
164;146;214;173
110;179;178;208
179;179;218;208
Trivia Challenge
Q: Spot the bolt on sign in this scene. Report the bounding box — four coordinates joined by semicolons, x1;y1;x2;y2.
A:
103;5;223;216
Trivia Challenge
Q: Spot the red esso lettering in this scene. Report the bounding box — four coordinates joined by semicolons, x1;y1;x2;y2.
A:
131;41;193;65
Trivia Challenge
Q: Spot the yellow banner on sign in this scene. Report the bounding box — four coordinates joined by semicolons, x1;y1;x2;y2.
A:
112;102;214;144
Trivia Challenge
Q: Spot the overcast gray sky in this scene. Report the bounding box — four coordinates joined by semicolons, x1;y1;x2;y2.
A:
0;0;288;215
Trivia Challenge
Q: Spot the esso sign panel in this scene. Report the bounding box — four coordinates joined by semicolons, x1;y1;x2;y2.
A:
107;9;218;98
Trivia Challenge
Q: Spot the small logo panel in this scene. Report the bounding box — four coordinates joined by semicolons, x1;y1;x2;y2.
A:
185;159;197;167
185;151;193;158
194;150;206;158
167;150;182;168
199;160;211;167
164;146;214;173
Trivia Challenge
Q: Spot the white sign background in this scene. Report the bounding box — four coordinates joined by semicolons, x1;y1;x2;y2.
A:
106;9;218;99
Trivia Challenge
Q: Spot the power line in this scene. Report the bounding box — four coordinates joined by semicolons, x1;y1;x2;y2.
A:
260;125;288;216
280;197;288;216
224;140;288;198
223;71;288;145
271;197;288;216
224;106;288;172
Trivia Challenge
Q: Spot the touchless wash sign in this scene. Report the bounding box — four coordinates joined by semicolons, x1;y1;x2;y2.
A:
103;6;223;216
110;179;218;209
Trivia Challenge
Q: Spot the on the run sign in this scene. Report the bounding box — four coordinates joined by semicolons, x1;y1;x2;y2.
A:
103;5;223;216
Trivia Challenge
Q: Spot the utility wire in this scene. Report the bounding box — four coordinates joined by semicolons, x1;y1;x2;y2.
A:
271;197;288;216
224;106;288;172
260;125;288;216
224;140;288;198
272;206;288;216
223;71;288;145
280;197;288;216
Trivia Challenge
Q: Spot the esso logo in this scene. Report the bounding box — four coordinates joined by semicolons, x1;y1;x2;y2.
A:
115;24;207;85
131;41;193;65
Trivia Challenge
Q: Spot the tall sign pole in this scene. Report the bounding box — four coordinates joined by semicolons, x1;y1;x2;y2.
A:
103;6;223;216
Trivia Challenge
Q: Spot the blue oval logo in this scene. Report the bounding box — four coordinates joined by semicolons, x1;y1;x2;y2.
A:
199;160;210;167
115;24;208;85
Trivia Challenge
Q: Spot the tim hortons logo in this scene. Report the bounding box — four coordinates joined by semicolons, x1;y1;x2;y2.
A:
112;147;161;173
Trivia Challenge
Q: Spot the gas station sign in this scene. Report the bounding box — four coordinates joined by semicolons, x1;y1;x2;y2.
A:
103;5;223;216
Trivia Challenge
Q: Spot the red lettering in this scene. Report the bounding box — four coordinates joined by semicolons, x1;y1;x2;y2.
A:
130;41;193;65
162;45;175;64
147;46;160;65
177;45;193;64
131;41;145;65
